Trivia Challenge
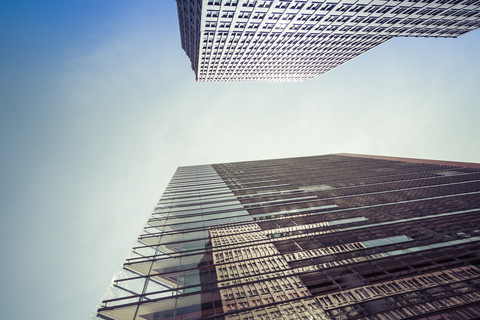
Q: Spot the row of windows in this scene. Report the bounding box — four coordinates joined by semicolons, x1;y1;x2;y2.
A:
370;291;480;320
204;6;480;30
206;1;480;16
198;49;369;62
198;59;367;74
198;63;358;76
205;15;478;31
201;34;388;45
208;0;307;10
315;265;480;310
201;29;390;39
199;46;372;55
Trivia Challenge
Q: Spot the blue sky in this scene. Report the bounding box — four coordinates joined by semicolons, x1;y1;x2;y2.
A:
1;1;479;319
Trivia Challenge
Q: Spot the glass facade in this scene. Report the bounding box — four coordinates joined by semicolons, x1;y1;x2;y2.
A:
94;154;480;319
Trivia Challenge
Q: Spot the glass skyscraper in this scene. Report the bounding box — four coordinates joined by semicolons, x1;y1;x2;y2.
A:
94;153;480;319
176;0;480;82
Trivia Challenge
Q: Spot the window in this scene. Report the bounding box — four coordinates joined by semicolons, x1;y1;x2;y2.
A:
205;21;217;28
207;10;219;17
307;2;322;10
243;0;257;7
276;1;289;9
291;1;305;10
258;0;273;8
222;11;235;18
238;12;251;19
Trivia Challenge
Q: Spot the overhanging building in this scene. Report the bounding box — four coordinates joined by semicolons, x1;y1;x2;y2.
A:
94;153;480;319
176;0;480;82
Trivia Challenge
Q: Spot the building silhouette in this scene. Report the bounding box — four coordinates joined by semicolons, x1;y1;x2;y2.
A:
94;153;480;319
176;0;480;82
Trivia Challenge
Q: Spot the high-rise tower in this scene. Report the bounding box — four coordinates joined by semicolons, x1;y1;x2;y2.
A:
94;154;480;319
176;0;480;82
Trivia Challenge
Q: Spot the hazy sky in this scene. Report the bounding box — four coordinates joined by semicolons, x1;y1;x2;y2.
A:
1;1;479;319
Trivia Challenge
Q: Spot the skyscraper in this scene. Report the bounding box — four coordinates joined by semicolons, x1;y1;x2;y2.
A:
176;0;480;82
94;153;480;319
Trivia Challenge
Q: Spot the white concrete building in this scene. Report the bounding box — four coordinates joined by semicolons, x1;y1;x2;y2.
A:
177;0;480;82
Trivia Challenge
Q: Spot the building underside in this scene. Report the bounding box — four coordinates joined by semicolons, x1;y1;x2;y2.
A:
177;0;480;82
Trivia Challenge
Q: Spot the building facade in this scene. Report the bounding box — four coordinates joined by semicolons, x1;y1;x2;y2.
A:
176;0;480;82
94;154;480;319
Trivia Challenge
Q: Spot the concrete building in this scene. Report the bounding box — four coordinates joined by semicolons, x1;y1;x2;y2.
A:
176;0;480;82
94;153;480;319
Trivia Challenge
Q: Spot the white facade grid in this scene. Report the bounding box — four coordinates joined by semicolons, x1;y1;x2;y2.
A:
177;0;480;82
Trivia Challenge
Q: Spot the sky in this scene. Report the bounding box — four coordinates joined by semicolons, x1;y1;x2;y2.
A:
0;1;479;319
